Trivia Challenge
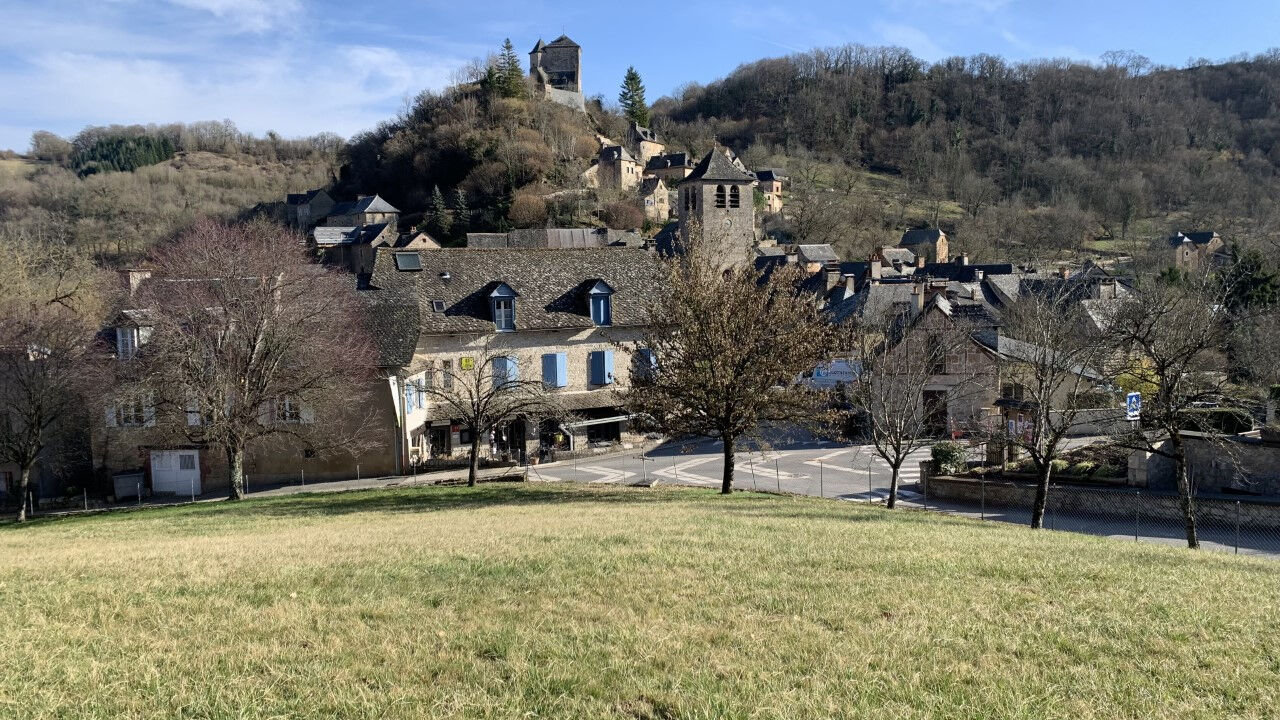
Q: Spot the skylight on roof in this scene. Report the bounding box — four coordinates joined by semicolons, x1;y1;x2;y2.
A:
393;252;422;271
431;300;446;312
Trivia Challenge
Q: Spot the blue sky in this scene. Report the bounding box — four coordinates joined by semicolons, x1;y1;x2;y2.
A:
2;0;1278;152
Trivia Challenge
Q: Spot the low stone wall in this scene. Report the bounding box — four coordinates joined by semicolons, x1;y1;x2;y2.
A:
926;474;1280;530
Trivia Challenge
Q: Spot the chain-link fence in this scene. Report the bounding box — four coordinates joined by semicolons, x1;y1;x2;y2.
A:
917;477;1280;557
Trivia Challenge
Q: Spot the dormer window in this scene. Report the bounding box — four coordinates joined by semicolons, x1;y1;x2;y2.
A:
116;327;138;359
489;282;518;332
587;279;614;327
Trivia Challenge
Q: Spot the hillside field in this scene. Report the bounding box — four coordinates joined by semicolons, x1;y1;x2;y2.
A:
0;483;1276;719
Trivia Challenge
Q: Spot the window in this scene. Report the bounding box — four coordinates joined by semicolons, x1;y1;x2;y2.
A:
492;356;518;390
587;280;614;327
423;363;435;391
715;184;727;208
489;282;518;332
542;352;568;389
729;185;741;208
110;394;151;428
276;397;302;424
431;300;446;312
441;360;454;390
116;327;138;359
634;348;658;380
179;454;196;471
589;350;615;386
394;252;422;271
404;381;417;411
925;334;946;375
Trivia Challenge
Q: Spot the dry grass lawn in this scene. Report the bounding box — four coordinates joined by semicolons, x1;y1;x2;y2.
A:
0;483;1276;719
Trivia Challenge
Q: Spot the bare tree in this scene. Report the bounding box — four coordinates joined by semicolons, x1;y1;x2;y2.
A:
417;339;564;487
983;290;1112;528
845;303;983;508
1104;273;1237;548
132;220;381;500
625;236;837;494
0;236;104;522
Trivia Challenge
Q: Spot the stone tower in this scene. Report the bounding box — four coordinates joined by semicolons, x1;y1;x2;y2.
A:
676;147;757;266
529;35;581;92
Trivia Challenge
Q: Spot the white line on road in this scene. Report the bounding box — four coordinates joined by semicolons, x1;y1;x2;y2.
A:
578;466;637;484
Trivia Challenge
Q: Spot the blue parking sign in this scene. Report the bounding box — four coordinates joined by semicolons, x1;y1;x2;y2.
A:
1125;392;1142;421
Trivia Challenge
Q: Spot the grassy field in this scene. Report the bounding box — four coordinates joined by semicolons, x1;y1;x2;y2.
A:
1;484;1277;719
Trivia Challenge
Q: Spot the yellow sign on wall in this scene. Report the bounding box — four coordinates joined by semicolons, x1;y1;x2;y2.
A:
460;356;475;371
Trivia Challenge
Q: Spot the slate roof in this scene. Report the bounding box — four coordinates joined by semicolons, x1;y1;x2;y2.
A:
362;247;664;366
915;262;1014;283
286;188;326;205
899;228;946;247
546;35;579;48
754;169;785;183
330;194;399;217
826;283;918;324
678;148;757;185
1168;230;1220;247
879;247;916;266
312;223;390;247
465;228;641;249
599;145;636;163
639;177;665;195
631;122;659;143
645;152;694;172
797;244;839;264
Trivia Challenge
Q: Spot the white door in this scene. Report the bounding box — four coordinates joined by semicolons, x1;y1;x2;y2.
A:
150;450;201;495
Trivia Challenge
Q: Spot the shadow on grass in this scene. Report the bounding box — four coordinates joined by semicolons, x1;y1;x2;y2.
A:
4;482;877;529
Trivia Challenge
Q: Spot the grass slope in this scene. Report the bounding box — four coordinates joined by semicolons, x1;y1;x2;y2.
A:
1;484;1276;719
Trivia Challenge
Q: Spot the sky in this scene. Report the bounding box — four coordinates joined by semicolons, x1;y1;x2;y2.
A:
3;0;1279;153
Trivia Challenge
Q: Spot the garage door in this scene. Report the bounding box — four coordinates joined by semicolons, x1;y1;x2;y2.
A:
150;450;201;495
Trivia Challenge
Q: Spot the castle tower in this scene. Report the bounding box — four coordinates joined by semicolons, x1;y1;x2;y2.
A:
676;147;757;266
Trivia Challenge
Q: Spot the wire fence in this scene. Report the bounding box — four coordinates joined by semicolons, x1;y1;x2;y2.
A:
917;478;1280;558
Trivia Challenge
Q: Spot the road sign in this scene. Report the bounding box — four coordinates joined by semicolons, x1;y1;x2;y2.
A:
1125;392;1142;421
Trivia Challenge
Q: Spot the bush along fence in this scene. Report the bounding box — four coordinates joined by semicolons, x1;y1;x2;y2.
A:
919;463;1280;557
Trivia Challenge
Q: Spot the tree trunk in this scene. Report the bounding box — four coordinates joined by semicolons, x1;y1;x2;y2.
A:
226;445;245;501
1030;461;1052;530
1173;451;1199;549
467;432;481;487
15;463;32;523
720;436;735;495
886;462;901;509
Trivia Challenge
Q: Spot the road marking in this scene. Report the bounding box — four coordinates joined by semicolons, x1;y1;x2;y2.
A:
653;457;720;486
578;466;637;484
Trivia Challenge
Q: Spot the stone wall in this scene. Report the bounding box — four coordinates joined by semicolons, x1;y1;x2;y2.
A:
1129;433;1280;496
926;474;1280;530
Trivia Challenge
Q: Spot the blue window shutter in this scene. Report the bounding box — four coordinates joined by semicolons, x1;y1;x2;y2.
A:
507;356;519;383
542;353;556;387
603;350;614;384
555;352;567;387
589;351;603;385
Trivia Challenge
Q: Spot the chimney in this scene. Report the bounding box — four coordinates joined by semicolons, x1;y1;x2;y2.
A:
916;254;926;269
122;269;151;297
958;253;969;266
784;244;799;264
974;269;984;282
912;282;925;311
844;274;857;295
825;267;842;292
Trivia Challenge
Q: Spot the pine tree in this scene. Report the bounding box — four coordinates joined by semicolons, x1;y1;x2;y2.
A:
452;187;471;235
498;39;526;99
428;185;451;238
619;66;650;127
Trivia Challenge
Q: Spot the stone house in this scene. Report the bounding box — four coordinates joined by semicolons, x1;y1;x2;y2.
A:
1168;231;1226;270
529;35;585;111
754;169;786;213
285;188;334;229
91;278;395;497
311;223;398;275
325;194;400;228
361;246;663;470
644;152;696;183
639;177;669;221
588;145;640;191
628;122;665;165
899;228;949;264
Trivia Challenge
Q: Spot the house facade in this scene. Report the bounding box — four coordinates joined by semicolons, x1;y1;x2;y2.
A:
640;177;669;221
362;246;663;470
1168;231;1225;270
325;195;400;228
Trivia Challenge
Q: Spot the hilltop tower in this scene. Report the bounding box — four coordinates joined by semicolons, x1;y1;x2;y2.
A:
676;147;757;266
529;35;584;110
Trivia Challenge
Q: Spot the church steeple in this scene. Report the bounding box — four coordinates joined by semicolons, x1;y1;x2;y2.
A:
676;146;757;266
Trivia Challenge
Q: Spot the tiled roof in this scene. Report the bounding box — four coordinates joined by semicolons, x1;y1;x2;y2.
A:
644;152;693;171
915;262;1014;282
797;244;839;264
639;177;665;195
330;194;399;217
678;148;756;185
1168;231;1220;247
600;145;636;163
361;247;664;366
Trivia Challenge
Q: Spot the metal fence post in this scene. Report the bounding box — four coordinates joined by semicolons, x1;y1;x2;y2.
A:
136;483;141;508
83;489;88;511
980;475;986;520
819;461;824;498
190;476;195;503
867;462;873;505
301;469;305;487
749;458;757;490
1134;490;1140;543
1235;501;1241;555
1044;484;1050;529
774;459;781;493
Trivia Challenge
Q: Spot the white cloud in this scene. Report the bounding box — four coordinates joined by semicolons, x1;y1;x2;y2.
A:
164;0;302;32
872;22;947;60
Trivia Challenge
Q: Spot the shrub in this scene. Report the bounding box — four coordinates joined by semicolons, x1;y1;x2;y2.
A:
1050;459;1070;474
931;441;967;475
601;201;645;230
507;192;547;227
1068;461;1097;476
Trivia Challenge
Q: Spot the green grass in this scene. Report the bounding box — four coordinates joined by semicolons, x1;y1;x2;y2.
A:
1;484;1277;719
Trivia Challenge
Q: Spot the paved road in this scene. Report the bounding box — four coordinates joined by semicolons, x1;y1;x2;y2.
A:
525;437;933;503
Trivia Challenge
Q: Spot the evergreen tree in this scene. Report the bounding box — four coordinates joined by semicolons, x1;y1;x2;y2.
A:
498;39;526;99
619;66;650;126
428;185;452;237
452;187;471;235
